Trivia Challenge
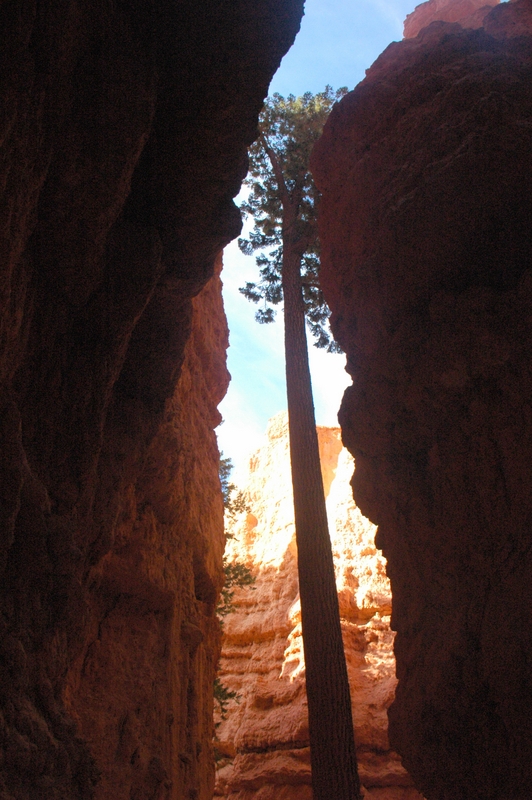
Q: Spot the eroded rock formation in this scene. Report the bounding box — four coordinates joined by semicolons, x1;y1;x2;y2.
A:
313;1;532;798
403;0;499;38
214;413;423;800
0;3;303;798
63;256;229;800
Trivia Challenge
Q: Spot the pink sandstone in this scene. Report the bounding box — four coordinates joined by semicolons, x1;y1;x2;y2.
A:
214;413;424;800
403;0;499;38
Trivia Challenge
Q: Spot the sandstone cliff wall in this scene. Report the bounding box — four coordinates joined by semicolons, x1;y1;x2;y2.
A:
0;3;303;798
63;256;229;800
403;0;499;38
214;414;423;800
312;2;532;798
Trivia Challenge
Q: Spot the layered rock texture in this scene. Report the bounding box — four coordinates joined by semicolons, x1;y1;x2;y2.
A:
63;258;229;800
403;0;499;38
215;413;423;800
313;1;532;798
0;3;303;798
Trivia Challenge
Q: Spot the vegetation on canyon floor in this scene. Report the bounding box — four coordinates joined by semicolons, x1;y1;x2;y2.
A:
238;88;362;800
214;456;255;726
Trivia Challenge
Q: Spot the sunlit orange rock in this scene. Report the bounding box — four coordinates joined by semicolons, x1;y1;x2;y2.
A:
403;0;499;38
64;256;229;800
215;413;423;800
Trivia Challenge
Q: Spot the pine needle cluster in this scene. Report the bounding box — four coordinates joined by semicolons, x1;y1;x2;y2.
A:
238;87;347;352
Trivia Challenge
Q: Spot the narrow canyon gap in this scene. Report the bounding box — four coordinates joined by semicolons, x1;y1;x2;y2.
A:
3;1;532;800
215;413;424;800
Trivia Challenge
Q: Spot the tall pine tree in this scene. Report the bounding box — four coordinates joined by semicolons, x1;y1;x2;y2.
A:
239;87;362;800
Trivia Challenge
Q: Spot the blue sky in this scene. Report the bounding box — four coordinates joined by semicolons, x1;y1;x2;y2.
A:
217;0;416;479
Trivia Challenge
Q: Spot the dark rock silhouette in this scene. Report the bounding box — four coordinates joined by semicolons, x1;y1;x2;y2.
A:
0;3;302;798
313;2;532;798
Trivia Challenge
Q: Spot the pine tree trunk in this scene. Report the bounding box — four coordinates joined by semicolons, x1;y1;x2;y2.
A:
281;240;362;800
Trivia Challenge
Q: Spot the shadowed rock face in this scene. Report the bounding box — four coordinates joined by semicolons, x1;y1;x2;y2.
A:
0;2;302;798
313;2;532;798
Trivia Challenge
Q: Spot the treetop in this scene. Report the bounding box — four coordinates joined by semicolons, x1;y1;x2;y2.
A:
238;86;347;353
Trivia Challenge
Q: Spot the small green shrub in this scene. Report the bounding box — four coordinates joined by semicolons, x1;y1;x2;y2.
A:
214;454;255;725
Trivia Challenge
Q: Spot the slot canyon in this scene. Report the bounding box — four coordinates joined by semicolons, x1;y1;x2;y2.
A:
214;413;422;800
1;1;531;800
